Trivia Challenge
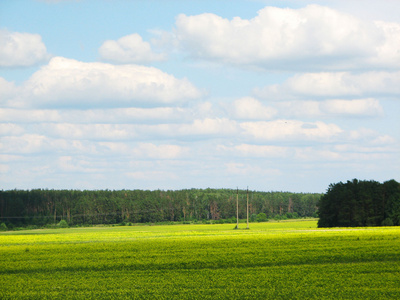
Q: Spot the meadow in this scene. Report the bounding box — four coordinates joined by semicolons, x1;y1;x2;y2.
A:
1;220;399;299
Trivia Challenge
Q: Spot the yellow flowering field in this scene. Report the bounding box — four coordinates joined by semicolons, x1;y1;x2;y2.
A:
1;220;399;299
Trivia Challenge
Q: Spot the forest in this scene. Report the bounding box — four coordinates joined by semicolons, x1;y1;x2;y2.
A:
0;188;320;228
318;179;400;227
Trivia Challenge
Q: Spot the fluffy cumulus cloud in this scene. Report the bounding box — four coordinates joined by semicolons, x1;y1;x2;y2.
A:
0;77;17;103
255;71;400;100
0;30;50;67
174;5;400;70
10;57;202;108
368;21;400;68
228;97;276;120
319;99;384;117
99;33;166;64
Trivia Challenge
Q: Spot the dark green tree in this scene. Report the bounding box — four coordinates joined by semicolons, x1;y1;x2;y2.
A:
318;179;400;228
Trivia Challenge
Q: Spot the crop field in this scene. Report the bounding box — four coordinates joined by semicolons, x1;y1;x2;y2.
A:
1;220;400;299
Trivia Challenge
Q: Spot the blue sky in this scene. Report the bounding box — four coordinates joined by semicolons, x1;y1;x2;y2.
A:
1;0;399;192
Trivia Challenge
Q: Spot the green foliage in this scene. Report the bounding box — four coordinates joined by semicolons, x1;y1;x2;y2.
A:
0;188;322;228
58;219;69;228
274;214;287;221
250;213;257;222
1;221;400;299
381;218;394;226
256;213;267;222
0;222;7;231
285;212;299;219
318;179;400;228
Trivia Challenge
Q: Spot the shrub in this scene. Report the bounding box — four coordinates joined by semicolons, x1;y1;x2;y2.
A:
285;212;294;219
58;220;69;228
250;214;257;222
256;213;267;222
381;218;393;226
0;222;8;231
229;217;237;224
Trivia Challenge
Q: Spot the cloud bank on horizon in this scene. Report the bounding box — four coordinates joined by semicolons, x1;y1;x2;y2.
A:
0;1;399;192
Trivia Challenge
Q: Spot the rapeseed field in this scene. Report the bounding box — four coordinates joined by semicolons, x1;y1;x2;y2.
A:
1;220;399;299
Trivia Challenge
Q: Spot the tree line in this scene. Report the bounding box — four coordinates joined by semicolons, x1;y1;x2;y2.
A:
0;188;321;228
318;179;400;227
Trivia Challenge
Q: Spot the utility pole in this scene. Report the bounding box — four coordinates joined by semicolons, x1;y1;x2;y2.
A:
236;187;239;229
246;187;249;229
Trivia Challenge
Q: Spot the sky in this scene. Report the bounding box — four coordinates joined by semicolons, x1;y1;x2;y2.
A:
0;0;399;193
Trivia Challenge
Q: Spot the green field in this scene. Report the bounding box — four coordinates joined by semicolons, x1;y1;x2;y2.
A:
1;220;400;299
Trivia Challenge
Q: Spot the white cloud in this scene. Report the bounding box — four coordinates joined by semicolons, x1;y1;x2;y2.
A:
0;164;9;173
276;101;322;118
320;98;384;117
0;107;189;124
39;123;136;140
128;118;239;140
0;123;25;136
228;97;276;120
218;144;288;158
99;142;186;159
0;108;61;123
58;156;100;173
180;118;238;136
346;127;384;142
0;133;100;155
99;33;166;64
370;21;400;68
276;98;384;118
294;145;395;163
132;143;186;159
0;77;17;104
174;5;399;70
0;154;22;163
334;140;397;154
0;134;48;154
3;113;386;148
369;135;397;146
23;118;238;142
12;57;201;108
255;71;400;100
224;162;281;177
0;30;50;67
126;170;178;181
240;120;343;142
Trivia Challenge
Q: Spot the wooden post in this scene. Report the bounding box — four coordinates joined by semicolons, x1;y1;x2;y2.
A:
246;187;249;229
236;188;239;229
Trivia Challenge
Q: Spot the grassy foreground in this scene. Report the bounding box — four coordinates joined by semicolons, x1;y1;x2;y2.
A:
1;220;400;299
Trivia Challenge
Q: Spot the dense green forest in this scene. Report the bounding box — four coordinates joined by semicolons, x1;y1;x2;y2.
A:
0;188;320;228
318;179;400;227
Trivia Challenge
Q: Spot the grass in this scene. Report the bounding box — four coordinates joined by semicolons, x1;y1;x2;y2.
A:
1;220;400;299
